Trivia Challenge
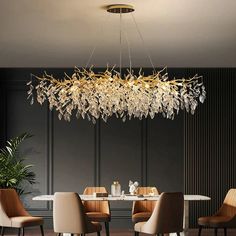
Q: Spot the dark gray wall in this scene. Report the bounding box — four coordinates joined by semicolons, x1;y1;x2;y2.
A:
0;68;236;229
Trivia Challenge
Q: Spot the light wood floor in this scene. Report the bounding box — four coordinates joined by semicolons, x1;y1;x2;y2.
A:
2;229;235;236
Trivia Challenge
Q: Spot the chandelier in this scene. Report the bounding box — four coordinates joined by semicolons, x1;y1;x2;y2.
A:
27;4;206;123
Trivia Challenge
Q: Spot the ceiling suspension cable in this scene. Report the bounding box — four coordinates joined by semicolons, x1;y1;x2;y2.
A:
85;14;111;68
119;9;122;75
131;12;156;73
123;17;132;74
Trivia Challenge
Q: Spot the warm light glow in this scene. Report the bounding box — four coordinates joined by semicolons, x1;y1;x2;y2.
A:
27;67;206;123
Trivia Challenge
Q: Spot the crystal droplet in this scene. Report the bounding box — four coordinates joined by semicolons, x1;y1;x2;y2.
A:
26;80;32;85
122;115;126;122
199;95;205;103
30;97;34;105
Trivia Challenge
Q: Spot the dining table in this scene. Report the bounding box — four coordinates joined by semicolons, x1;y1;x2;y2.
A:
33;194;210;236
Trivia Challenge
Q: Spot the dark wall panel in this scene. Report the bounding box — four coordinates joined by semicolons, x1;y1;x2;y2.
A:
6;88;48;210
100;117;142;192
53;116;95;193
147;115;184;192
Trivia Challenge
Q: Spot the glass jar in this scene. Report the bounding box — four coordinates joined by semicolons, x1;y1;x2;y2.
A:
111;181;121;196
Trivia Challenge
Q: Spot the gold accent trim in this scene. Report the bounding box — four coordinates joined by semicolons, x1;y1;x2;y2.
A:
107;4;134;14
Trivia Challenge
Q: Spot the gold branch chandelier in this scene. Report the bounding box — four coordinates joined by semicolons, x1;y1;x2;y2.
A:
27;4;206;123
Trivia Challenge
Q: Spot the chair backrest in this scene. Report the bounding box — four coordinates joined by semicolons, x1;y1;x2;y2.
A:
0;189;29;226
133;187;160;213
53;192;88;234
217;189;236;218
83;187;110;215
142;192;184;234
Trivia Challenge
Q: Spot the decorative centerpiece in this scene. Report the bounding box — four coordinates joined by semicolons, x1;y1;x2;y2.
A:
129;180;139;195
111;181;121;196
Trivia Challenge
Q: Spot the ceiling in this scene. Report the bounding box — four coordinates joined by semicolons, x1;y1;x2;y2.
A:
0;0;236;68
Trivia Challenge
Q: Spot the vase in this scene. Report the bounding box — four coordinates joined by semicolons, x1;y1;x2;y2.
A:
111;181;121;196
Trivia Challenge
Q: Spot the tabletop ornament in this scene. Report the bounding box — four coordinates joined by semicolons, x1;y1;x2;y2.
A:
129;180;139;195
111;181;121;196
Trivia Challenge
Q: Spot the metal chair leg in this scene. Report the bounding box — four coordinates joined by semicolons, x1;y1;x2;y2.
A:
214;228;218;236
224;228;227;236
105;222;110;236
198;226;202;236
18;228;21;236
40;225;44;236
22;228;25;236
1;227;4;236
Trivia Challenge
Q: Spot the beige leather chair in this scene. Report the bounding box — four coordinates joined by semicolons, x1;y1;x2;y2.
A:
134;192;184;236
0;189;44;236
83;187;110;236
198;189;236;236
132;187;160;223
53;192;102;236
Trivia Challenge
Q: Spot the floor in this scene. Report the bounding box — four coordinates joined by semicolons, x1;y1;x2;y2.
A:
2;229;235;236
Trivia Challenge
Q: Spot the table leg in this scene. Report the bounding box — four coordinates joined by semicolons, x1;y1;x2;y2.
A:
182;200;189;235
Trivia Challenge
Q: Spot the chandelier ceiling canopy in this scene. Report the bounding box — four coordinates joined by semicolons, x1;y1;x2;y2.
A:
27;4;206;123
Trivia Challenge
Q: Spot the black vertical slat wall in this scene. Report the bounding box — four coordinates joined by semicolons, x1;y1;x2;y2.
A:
184;68;236;227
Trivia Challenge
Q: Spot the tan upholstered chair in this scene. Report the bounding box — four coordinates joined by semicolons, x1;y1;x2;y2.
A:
53;192;102;236
0;189;44;236
134;192;184;236
132;187;160;223
198;188;236;236
83;187;111;236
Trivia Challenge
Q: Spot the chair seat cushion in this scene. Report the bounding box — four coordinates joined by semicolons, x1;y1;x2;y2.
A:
134;222;146;232
11;216;44;227
132;212;152;223
198;216;232;227
86;212;110;222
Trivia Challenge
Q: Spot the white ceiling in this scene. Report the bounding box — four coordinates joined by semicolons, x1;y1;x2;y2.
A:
0;0;236;67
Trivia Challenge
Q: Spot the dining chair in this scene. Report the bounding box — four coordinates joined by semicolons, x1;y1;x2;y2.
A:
132;187;160;223
53;192;102;236
0;189;44;236
134;192;184;236
83;187;111;236
198;188;236;236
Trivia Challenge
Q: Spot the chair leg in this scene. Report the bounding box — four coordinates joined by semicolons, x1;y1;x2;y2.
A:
224;228;227;236
198;226;202;236
97;232;100;236
40;225;44;236
176;233;181;236
214;228;218;236
22;228;25;236
105;222;110;236
1;227;4;236
18;228;21;236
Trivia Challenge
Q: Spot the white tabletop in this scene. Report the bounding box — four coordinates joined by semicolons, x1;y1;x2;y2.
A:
33;194;210;201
